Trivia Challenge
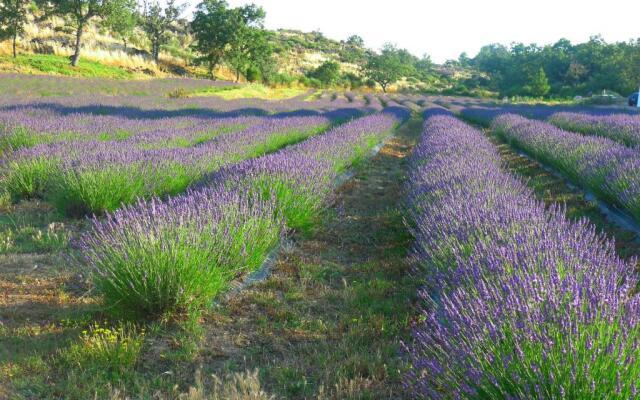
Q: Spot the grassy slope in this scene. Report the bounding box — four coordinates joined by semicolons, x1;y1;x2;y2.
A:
0;54;137;79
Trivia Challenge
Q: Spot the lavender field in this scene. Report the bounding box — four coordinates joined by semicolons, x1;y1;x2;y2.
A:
3;76;640;399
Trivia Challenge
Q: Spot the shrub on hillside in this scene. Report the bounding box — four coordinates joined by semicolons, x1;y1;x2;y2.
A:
306;60;340;87
245;66;261;82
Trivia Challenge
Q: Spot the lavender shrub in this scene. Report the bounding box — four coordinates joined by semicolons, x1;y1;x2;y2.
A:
80;108;409;318
404;110;640;398
549;112;640;148
491;114;640;222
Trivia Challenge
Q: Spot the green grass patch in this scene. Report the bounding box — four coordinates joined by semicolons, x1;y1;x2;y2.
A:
247;175;327;232
244;126;327;159
1;54;134;79
3;157;60;200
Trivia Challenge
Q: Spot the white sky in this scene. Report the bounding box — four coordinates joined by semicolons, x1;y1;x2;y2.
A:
224;0;640;63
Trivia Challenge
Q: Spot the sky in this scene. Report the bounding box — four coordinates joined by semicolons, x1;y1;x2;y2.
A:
225;0;640;63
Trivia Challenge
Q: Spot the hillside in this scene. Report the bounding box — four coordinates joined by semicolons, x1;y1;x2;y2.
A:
0;12;199;78
0;19;361;79
268;29;360;74
0;16;490;95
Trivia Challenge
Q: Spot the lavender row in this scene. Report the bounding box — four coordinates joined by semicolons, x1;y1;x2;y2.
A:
0;92;372;127
204;106;410;229
0;100;363;152
0;107;259;152
2;115;332;216
79;108;409;318
549;112;640;148
404;110;640;398
456;103;639;127
491;114;640;222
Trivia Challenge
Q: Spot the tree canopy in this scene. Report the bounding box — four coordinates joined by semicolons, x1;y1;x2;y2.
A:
363;43;413;92
306;60;341;86
191;0;271;81
469;36;640;97
102;0;137;49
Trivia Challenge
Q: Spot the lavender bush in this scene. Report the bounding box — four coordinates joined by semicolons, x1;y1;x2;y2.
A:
208;108;409;230
81;187;281;318
3;115;331;215
491;114;640;222
549;112;640;148
80;108;409;318
404;110;640;398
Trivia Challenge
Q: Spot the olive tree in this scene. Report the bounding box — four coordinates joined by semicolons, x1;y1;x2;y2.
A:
190;0;234;79
102;0;136;49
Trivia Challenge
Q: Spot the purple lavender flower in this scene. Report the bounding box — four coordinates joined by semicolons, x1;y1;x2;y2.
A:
403;109;640;399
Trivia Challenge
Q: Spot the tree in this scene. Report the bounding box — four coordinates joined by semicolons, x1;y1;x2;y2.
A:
458;52;471;67
307;60;340;86
142;0;184;64
191;0;269;81
103;0;136;49
363;43;412;93
47;0;126;66
227;27;270;82
526;67;550;97
191;0;234;79
341;35;367;65
345;34;364;48
414;54;433;79
0;0;29;58
224;3;268;82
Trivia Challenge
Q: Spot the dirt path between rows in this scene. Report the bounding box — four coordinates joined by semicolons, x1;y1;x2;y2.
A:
164;116;424;399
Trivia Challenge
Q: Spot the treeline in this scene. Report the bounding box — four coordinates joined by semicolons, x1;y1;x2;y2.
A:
302;42;433;92
3;0;636;96
456;36;640;98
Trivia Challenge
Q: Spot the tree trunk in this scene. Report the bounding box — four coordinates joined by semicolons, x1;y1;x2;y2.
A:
12;32;17;58
235;68;240;83
71;23;84;67
153;39;159;64
208;60;215;80
123;38;128;50
381;83;387;93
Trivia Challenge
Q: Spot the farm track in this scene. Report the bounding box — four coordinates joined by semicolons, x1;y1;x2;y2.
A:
176;115;423;398
487;130;640;259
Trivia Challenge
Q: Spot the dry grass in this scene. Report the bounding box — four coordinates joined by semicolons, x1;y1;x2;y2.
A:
190;84;308;100
178;369;275;400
